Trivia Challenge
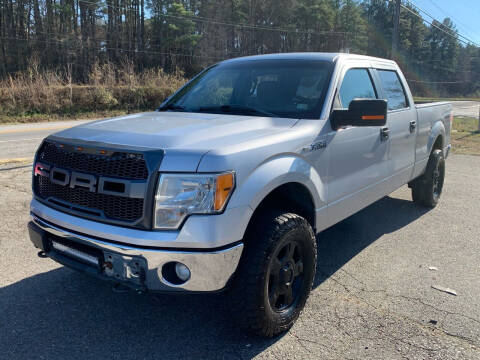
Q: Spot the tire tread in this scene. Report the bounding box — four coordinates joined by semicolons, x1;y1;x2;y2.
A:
230;211;317;337
411;149;445;208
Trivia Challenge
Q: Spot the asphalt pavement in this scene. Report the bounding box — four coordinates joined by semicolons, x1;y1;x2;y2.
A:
0;120;91;161
450;100;480;118
0;154;479;359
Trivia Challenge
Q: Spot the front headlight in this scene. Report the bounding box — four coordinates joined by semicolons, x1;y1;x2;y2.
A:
154;172;235;229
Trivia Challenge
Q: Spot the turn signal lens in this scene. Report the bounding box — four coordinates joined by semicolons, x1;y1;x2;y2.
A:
214;172;234;211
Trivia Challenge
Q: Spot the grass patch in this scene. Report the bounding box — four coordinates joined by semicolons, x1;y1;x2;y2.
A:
0;62;187;124
452;117;480;155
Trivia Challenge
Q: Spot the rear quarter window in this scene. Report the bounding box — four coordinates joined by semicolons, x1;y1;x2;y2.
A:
377;70;408;110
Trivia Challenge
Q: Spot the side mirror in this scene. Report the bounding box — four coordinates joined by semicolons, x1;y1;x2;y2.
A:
331;99;387;129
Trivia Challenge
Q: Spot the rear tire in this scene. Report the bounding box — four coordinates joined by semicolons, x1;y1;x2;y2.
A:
411;149;445;208
230;212;317;337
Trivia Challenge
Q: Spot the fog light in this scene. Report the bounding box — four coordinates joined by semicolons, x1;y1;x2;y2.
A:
175;263;191;281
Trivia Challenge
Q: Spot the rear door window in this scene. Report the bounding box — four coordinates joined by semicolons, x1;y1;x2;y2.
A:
377;70;408;110
338;68;377;108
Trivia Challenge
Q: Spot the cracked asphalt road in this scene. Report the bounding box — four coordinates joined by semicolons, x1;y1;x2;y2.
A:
0;155;479;359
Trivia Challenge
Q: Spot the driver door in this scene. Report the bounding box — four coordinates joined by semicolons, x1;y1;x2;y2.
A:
325;64;391;226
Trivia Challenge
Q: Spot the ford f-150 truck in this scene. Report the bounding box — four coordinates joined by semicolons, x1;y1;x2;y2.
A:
28;53;451;337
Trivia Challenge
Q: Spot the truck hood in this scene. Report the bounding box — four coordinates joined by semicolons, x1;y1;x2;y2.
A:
49;111;299;171
51;111;298;150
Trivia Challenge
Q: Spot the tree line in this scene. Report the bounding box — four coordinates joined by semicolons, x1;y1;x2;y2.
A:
1;0;479;97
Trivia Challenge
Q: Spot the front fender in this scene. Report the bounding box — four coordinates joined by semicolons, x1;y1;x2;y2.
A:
228;154;325;226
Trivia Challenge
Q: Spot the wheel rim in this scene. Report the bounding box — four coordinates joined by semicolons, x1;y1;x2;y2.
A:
267;239;304;312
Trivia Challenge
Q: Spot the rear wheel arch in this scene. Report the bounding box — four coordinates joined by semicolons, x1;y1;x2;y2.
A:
428;121;446;155
432;135;444;152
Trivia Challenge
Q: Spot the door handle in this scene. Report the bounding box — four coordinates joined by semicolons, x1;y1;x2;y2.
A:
380;127;390;141
409;120;417;133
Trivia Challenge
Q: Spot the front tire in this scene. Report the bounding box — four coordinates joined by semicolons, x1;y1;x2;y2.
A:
230;212;317;337
411;149;445;207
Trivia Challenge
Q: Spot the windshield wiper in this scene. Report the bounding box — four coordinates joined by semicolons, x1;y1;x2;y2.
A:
158;104;187;112
198;105;276;117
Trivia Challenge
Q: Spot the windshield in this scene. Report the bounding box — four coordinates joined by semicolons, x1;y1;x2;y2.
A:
159;59;334;119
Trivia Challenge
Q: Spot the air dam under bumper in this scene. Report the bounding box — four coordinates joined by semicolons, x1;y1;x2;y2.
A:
29;215;243;292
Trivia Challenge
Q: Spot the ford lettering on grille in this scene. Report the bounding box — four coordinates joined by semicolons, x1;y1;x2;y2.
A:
32;141;149;223
34;162;145;198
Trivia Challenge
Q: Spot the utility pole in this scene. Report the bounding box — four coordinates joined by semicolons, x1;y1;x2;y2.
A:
392;0;401;60
477;105;480;133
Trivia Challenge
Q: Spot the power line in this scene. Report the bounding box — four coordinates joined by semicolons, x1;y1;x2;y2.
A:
411;59;480;76
409;0;480;47
400;3;469;47
0;36;226;61
8;30;241;58
426;0;480;42
6;29;301;60
78;0;352;37
405;0;480;47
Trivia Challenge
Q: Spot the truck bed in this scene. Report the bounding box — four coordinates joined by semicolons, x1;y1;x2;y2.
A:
411;101;452;180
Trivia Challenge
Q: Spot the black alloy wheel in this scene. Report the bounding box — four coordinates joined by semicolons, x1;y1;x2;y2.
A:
267;240;304;312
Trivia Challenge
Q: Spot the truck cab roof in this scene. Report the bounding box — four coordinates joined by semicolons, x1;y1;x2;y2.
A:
221;52;398;65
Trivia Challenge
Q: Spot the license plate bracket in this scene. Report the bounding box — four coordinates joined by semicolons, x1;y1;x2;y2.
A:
103;252;146;285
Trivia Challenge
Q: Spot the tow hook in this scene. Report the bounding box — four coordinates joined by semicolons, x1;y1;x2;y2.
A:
37;251;48;258
111;283;143;295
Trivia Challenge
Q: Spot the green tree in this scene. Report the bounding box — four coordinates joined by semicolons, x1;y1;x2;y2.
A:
336;0;368;53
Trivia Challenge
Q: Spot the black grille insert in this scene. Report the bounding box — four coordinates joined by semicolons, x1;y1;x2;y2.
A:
34;141;148;223
34;176;144;222
37;141;148;180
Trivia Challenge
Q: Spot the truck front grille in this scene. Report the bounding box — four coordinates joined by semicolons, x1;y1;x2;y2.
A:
34;176;144;221
38;141;148;180
33;141;148;223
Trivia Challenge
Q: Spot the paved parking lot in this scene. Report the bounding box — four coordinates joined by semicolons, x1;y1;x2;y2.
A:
0;154;479;359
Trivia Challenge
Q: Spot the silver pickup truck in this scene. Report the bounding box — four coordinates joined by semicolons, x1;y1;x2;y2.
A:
28;53;451;337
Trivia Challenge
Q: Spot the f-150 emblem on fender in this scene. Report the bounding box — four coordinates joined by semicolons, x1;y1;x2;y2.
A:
303;140;327;152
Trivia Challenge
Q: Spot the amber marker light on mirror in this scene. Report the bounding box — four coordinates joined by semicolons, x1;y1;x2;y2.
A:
361;115;385;120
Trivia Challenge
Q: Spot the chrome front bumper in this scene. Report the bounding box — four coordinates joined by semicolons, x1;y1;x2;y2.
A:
29;215;243;292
